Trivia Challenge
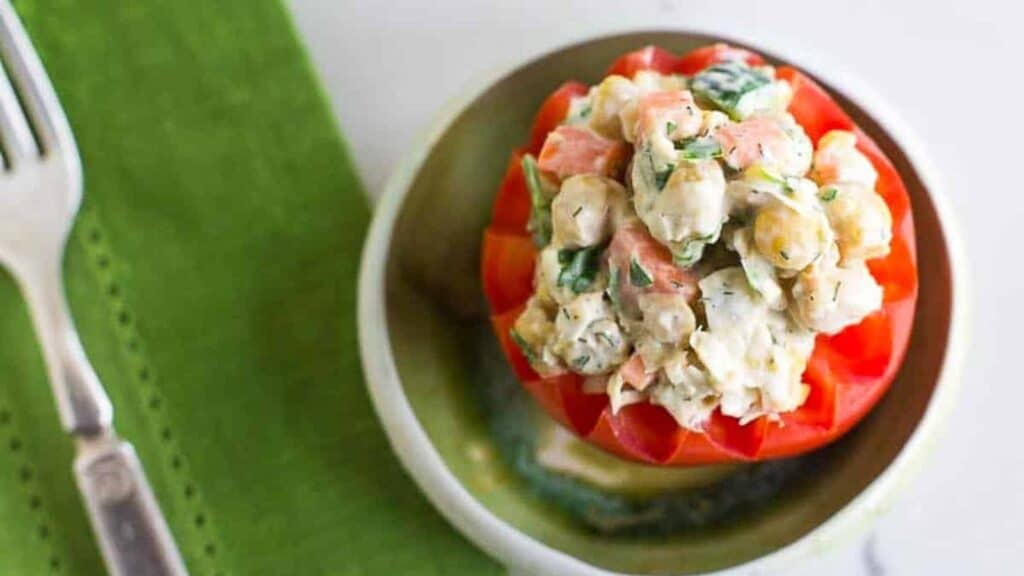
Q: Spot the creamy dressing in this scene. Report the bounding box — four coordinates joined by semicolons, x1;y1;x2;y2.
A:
513;61;892;431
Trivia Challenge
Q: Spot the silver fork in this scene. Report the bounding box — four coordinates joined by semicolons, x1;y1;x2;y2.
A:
0;3;188;575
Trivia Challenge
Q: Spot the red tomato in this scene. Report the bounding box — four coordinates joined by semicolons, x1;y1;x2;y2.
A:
484;49;919;465
606;45;676;79
635;90;703;140
527;82;589;154
489;149;531;234
480;229;536;314
606;224;699;316
775;67;853;142
537;125;629;179
674;43;765;75
491;305;539;382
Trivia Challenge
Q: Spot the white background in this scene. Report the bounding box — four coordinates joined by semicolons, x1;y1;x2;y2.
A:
288;1;1021;574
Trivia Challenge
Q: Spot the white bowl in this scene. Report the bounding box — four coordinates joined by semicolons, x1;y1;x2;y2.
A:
358;30;968;576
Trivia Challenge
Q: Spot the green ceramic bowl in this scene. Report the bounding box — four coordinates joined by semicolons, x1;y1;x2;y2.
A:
358;31;968;576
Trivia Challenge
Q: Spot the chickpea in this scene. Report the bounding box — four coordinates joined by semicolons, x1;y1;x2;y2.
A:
638;292;696;345
551;175;626;248
512;297;566;377
587;75;638;140
633;158;726;256
812;130;878;187
533;245;577;307
753;201;829;270
821;182;892;261
791;259;883;335
553;293;629;375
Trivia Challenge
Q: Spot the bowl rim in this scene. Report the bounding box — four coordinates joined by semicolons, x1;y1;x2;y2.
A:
357;28;970;576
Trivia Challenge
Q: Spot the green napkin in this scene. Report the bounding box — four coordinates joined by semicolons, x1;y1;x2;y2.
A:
0;1;502;574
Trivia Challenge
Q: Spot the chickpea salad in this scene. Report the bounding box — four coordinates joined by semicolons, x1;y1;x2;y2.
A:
508;57;893;433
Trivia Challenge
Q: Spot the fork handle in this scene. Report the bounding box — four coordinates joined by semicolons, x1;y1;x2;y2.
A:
75;438;189;576
17;256;113;434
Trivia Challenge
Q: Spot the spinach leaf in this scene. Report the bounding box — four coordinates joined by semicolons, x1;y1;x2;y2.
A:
521;154;554;247
606;264;621;308
674;136;723;160
690;61;770;119
629;256;654;287
640;144;674;192
557;244;605;293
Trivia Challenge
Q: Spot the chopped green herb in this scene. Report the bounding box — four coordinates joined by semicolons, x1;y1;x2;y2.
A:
572;205;583;218
819;187;838;202
561;307;570;320
629;255;654;288
779;250;790;261
572;355;591;369
521;154;553;247
557;244;606;293
579;102;593;119
674;136;724;160
665;121;677;136
606;265;621;308
509;329;538;364
595;332;616;347
690;61;771;119
722;290;735;296
654;165;674;190
833;282;842;302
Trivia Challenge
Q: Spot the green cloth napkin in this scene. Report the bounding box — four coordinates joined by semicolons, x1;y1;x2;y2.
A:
0;1;502;574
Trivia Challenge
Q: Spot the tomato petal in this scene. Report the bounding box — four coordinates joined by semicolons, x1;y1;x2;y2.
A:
705;411;767;459
606;45;676;79
674;43;765;75
490;149;532;234
528;82;589;154
792;344;839;429
490;306;539;382
777;66;854;143
521;376;572;430
481;229;536;313
557;376;608;436
852;126;913;230
868;233;918;303
606;403;683;463
824;308;894;379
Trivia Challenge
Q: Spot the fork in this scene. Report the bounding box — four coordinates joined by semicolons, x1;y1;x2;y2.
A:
0;3;188;575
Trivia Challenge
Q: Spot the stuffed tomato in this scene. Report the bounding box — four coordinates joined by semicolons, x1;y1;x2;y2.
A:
482;44;917;465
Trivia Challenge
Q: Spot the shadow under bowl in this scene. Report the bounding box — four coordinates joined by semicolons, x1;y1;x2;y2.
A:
359;31;967;576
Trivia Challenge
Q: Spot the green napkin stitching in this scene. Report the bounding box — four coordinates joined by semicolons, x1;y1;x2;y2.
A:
0;398;68;573
73;206;226;574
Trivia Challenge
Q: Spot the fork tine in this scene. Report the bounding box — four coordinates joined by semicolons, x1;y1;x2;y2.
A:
0;59;37;167
0;1;72;156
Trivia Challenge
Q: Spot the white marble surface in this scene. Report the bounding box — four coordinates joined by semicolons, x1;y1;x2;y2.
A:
287;1;1020;574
